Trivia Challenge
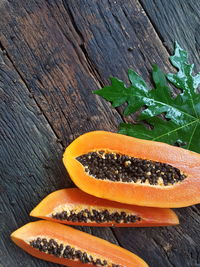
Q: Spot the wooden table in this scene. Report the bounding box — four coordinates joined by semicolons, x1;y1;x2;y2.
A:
1;1;200;266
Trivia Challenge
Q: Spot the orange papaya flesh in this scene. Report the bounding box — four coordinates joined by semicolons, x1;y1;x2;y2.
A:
30;188;179;227
11;220;148;267
63;131;200;208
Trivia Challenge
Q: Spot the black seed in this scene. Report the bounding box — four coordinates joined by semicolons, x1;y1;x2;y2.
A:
72;216;78;222
75;250;82;257
53;247;57;254
83;252;87;258
63;253;70;259
36;240;41;246
87;255;93;263
39;244;43;251
77;151;186;186
84;257;90;263
96;258;102;265
59;244;64;250
123;217;128;223
42;245;48;252
48;244;53;251
52;208;141;225
51;239;57;246
63;248;69;255
65;245;71;251
32;241;37;248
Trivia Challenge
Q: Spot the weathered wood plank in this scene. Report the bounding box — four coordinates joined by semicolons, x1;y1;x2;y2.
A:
62;0;173;83
0;0;121;147
0;49;71;266
140;0;200;71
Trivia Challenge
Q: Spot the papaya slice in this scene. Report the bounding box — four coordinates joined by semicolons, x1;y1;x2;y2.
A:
63;131;200;208
30;188;179;227
11;220;148;267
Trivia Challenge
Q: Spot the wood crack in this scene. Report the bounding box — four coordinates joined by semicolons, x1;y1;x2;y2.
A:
151;237;176;267
0;41;65;149
45;2;104;91
61;0;127;126
61;0;104;88
79;43;104;88
110;228;120;246
137;0;171;55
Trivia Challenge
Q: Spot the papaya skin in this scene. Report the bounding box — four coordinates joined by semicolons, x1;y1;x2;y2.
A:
63;131;200;208
11;220;148;267
30;188;179;227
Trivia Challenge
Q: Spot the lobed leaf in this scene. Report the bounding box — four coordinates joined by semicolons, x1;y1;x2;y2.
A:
94;43;200;153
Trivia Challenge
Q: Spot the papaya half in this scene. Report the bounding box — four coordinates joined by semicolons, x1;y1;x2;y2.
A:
30;188;179;227
11;220;148;267
63;131;200;208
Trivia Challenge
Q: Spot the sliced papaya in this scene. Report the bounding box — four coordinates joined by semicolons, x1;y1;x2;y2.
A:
63;131;200;208
30;188;179;227
11;220;148;267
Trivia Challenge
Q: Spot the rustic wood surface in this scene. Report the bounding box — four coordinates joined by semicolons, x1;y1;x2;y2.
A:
0;1;199;266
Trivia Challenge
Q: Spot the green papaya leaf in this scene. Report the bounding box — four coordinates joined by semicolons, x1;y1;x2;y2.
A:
94;42;200;153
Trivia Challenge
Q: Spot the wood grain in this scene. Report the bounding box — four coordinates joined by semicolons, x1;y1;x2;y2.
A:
0;0;121;145
0;49;71;266
0;0;199;266
140;0;200;71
